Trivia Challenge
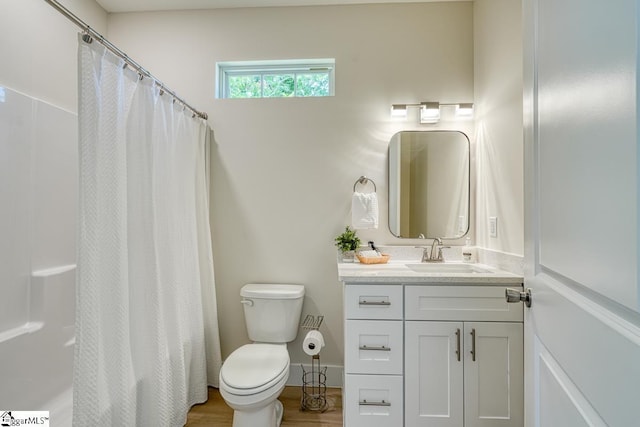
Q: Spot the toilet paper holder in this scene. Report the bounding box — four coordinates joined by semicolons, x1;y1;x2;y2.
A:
299;314;328;412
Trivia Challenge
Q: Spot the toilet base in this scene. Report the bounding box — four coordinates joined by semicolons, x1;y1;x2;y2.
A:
275;399;283;425
231;399;284;427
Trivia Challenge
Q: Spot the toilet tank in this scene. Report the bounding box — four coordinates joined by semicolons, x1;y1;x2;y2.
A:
240;284;305;343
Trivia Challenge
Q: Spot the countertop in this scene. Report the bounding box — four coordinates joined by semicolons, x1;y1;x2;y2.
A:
338;260;523;284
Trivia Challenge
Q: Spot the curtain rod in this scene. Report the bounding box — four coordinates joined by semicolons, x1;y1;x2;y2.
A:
43;0;208;120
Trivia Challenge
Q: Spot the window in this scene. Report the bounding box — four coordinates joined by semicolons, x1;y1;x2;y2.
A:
217;59;335;99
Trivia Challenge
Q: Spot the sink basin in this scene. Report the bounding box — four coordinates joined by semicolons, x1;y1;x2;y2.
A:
405;263;492;274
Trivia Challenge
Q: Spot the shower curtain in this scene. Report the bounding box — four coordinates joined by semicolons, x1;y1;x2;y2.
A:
73;36;222;426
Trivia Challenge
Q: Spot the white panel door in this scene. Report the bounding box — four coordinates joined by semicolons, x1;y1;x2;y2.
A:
405;321;464;427
464;322;523;427
523;0;640;426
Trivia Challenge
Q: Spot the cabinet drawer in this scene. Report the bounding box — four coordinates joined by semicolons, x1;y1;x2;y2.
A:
344;374;403;427
405;285;523;321
345;320;403;375
345;284;403;320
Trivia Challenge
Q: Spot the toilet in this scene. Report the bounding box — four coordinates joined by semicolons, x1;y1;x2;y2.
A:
219;283;305;427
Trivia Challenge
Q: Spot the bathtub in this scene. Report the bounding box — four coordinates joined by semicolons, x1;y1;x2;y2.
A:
0;264;75;426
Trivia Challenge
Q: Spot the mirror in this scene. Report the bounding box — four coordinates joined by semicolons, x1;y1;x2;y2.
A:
388;131;470;239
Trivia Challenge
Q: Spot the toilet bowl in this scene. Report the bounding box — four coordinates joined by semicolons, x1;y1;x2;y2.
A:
219;284;305;427
219;344;289;427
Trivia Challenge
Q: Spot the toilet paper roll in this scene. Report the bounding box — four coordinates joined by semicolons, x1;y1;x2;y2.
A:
303;330;325;356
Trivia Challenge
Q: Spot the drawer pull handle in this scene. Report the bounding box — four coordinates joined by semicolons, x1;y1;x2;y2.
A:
470;328;476;362
359;345;391;351
359;399;391;407
359;300;391;306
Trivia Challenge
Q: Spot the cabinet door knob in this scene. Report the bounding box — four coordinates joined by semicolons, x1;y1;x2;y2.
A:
505;288;532;307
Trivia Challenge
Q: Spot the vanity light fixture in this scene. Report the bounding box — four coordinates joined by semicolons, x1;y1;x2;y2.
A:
391;104;408;119
420;102;440;124
456;102;474;118
389;101;474;123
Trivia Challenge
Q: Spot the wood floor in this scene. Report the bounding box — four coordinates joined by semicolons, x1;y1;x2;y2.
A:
185;386;343;426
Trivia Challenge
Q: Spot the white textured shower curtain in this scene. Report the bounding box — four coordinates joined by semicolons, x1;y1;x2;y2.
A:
73;36;222;426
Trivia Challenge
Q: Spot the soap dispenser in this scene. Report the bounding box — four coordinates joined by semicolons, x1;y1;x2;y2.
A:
462;237;475;263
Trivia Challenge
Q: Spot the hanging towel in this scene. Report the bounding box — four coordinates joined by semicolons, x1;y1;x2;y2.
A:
352;191;379;229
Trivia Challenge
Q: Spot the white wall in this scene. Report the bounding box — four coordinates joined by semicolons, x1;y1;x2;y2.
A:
473;0;524;256
0;0;107;112
107;2;475;366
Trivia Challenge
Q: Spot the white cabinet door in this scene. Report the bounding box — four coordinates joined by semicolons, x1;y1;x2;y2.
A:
345;319;403;375
405;321;464;427
463;322;523;427
406;321;523;427
344;284;403;320
344;374;404;427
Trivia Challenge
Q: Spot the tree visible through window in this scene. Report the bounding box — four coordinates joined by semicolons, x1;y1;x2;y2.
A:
217;60;334;99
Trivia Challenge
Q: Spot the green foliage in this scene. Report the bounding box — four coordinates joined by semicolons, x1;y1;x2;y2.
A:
263;74;295;97
334;226;361;252
228;75;261;98
228;73;330;98
295;73;329;97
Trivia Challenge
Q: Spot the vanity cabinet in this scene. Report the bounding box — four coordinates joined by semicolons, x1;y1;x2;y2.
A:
343;282;524;427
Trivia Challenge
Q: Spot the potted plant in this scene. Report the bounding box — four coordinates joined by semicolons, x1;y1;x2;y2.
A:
334;226;361;262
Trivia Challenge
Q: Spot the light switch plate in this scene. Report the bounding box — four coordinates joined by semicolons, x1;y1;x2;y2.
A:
489;217;498;238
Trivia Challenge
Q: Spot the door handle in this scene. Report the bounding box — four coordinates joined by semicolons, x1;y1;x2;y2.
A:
455;328;461;362
505;288;532;307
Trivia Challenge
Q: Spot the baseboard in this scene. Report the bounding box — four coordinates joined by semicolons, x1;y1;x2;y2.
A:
287;364;343;388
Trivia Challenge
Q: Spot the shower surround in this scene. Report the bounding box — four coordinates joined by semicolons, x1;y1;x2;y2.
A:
0;86;77;426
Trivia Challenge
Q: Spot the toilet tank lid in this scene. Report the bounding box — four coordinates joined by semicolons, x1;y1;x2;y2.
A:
241;284;305;299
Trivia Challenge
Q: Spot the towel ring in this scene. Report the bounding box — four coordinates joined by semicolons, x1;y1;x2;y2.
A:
353;176;377;192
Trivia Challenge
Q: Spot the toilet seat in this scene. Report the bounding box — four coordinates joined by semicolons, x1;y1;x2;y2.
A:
220;344;289;396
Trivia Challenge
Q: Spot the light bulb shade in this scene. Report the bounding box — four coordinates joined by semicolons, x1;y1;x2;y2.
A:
456;103;474;117
391;104;408;119
420;102;440;124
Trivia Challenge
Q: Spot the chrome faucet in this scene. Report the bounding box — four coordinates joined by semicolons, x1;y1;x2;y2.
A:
429;237;443;261
417;237;447;262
